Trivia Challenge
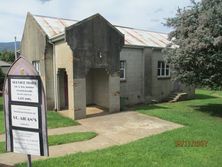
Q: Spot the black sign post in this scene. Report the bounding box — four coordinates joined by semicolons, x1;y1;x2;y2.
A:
27;154;32;167
3;56;49;166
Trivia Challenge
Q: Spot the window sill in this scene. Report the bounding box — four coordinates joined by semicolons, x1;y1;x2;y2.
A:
157;76;171;80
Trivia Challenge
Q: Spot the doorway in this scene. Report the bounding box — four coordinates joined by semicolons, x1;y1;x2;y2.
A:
58;68;69;110
86;68;109;117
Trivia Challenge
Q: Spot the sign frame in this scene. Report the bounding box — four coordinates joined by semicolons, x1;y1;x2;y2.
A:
3;56;49;158
8;75;42;104
10;104;40;130
7;75;44;156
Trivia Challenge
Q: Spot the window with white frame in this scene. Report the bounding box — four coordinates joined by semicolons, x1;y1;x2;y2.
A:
157;61;170;78
120;60;126;80
32;61;40;74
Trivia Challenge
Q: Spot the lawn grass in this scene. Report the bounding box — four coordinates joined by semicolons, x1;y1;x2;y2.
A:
47;111;79;129
0;99;79;134
0;111;4;134
48;132;97;146
0;97;4;134
16;89;222;167
0;132;97;154
0;141;4;154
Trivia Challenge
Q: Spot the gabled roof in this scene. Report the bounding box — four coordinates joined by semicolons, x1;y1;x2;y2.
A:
33;14;170;48
65;13;124;39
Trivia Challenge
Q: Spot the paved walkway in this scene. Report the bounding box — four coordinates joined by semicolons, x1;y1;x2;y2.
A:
0;111;183;166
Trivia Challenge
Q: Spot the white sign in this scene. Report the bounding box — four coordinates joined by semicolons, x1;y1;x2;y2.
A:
10;78;39;103
11;105;39;129
12;130;40;156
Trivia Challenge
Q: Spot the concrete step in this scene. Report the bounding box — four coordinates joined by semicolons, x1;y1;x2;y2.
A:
169;93;188;103
163;92;188;103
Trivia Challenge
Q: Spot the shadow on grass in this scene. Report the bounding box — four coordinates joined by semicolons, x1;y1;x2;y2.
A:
195;93;218;100
136;105;168;111
192;104;222;117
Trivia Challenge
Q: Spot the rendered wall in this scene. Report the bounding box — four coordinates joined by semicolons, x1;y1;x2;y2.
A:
86;70;93;105
150;49;173;101
73;78;86;119
109;73;120;112
54;41;75;119
20;13;46;83
120;47;144;105
66;14;124;119
121;47;195;105
45;46;55;109
20;13;55;109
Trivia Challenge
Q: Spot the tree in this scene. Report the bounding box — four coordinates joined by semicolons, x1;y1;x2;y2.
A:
0;50;15;62
165;0;222;89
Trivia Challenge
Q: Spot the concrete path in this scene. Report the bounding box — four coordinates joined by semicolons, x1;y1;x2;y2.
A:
0;111;183;166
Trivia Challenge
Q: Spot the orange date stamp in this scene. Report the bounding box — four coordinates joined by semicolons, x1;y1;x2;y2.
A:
175;140;208;147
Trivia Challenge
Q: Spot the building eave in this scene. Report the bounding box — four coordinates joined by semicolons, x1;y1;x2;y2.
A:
49;33;166;50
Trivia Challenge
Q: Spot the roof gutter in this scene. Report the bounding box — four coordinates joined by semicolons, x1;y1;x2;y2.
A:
49;33;65;43
123;44;164;50
49;33;166;50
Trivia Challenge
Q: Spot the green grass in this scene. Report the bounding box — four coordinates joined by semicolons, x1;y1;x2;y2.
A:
47;111;79;129
0;141;4;154
0;112;3;134
0;97;4;134
48;132;97;146
0;132;97;154
16;89;222;167
0;101;79;134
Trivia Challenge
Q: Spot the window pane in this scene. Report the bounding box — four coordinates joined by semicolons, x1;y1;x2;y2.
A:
120;61;125;69
158;61;161;68
161;62;165;68
166;69;169;76
157;61;170;77
157;69;161;76
161;68;165;76
120;69;124;79
37;63;39;71
32;61;40;74
120;61;126;79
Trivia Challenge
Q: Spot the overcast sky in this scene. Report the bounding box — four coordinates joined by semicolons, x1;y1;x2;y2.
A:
0;0;196;42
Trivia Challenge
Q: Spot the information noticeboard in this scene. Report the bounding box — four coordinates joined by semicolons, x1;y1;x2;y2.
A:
10;78;40;103
3;56;48;156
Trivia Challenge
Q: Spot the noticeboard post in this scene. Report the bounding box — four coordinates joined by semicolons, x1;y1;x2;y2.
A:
3;56;49;166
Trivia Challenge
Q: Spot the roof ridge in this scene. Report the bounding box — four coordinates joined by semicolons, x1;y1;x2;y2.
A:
33;14;78;22
115;25;168;35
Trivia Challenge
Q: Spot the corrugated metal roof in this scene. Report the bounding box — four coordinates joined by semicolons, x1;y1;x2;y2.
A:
33;14;170;48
